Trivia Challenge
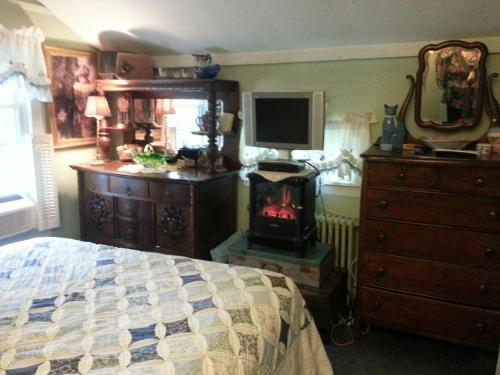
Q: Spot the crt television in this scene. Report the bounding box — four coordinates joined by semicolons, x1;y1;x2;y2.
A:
242;91;325;155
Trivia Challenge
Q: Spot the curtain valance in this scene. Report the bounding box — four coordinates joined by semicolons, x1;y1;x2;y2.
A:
0;25;52;102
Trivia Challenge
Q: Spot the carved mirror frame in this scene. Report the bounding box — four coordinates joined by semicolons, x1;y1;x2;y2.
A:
414;40;488;130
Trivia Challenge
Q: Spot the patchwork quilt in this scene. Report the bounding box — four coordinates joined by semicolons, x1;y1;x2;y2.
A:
0;237;332;375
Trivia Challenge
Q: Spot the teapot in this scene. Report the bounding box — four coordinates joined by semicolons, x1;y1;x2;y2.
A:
196;113;209;131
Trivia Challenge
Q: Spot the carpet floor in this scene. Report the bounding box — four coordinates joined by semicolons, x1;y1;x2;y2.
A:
324;326;498;375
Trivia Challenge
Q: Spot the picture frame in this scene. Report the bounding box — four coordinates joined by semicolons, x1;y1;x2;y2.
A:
43;46;98;149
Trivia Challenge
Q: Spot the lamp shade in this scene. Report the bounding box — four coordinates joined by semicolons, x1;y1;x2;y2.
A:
85;95;111;119
155;99;176;115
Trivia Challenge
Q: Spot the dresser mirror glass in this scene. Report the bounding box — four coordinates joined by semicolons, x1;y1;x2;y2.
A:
414;40;488;130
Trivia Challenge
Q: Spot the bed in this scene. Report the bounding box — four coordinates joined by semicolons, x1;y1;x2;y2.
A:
0;237;333;375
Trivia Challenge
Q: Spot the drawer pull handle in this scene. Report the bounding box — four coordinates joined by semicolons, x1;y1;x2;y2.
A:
398;172;406;180
376;266;385;277
372;302;381;311
484;248;496;257
125;186;133;196
476;323;485;333
376;234;386;243
478;284;488;293
488;211;498;220
377;200;389;209
475;178;485;187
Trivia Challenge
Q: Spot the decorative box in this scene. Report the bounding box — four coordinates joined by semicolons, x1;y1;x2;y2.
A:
228;237;334;288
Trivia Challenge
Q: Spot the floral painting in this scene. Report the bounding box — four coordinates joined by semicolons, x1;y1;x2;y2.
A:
43;46;98;149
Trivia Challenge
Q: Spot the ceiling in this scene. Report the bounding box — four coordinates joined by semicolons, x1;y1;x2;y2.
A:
37;0;500;62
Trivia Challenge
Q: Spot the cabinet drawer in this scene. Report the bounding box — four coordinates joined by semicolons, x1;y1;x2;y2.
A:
150;181;191;203
359;253;500;309
358;286;500;350
441;166;500;196
110;176;148;198
362;219;500;270
366;162;439;190
116;198;152;220
85;173;108;192
116;218;152;248
365;188;500;231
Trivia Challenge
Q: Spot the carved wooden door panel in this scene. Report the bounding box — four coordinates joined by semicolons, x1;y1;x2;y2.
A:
84;192;114;238
155;202;194;256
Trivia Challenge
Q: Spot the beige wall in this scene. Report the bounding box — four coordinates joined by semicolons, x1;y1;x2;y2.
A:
2;2;500;239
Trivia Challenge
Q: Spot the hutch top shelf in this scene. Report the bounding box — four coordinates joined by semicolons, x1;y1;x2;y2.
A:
96;79;240;173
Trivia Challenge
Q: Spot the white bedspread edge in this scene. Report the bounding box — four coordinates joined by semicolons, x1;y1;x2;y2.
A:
276;319;334;375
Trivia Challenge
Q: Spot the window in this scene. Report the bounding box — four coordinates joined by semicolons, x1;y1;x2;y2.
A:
239;111;376;187
0;87;35;199
157;99;224;151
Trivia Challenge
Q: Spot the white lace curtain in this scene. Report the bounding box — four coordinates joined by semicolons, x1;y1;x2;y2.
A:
239;111;376;186
0;25;52;102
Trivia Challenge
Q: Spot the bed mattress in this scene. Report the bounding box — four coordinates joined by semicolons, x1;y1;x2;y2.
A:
0;237;332;374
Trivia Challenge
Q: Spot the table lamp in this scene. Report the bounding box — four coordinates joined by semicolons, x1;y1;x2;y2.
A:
85;95;111;164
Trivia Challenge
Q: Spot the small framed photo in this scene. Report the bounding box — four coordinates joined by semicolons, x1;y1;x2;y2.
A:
43;46;98;149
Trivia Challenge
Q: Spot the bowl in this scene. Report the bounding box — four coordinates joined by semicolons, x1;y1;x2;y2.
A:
131;149;168;169
192;64;220;79
419;137;471;150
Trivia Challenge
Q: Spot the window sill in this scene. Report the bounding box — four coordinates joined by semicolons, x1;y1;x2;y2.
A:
322;184;361;197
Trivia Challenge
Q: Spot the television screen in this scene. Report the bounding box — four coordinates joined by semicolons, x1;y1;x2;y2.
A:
255;98;309;145
242;91;325;152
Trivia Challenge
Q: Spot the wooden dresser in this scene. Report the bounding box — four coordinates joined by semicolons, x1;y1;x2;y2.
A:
71;162;237;260
357;146;500;350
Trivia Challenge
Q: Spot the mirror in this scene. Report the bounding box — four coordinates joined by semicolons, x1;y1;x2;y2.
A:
415;40;488;130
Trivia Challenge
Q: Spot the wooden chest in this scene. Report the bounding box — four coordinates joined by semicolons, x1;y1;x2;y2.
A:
228;238;334;287
357;146;500;350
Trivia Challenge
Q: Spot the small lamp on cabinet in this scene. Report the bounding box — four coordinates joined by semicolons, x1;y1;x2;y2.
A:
85;95;112;164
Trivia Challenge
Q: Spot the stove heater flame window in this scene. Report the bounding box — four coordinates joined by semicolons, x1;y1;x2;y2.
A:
247;171;318;258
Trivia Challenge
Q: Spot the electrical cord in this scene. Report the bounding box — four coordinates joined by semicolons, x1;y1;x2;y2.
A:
302;160;327;220
302;159;370;346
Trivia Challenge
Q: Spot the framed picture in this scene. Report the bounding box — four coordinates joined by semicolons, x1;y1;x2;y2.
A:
43;46;98;149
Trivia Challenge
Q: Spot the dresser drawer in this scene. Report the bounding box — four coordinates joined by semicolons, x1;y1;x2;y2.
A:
366;161;439;190
362;220;500;270
441;166;500;196
85;173;108;193
358;286;500;350
365;188;500;231
109;176;148;198
359;253;500;309
116;198;152;221
116;218;153;248
150;181;191;203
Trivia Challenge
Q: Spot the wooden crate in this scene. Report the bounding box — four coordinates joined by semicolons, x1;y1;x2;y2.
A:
228;238;334;288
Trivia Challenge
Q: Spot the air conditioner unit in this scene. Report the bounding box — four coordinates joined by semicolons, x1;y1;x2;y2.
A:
0;195;35;240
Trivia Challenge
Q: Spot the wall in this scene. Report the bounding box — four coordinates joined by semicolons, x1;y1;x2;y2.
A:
2;1;500;239
218;55;500;230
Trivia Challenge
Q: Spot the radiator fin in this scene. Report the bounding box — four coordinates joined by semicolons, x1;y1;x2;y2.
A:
315;212;359;295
